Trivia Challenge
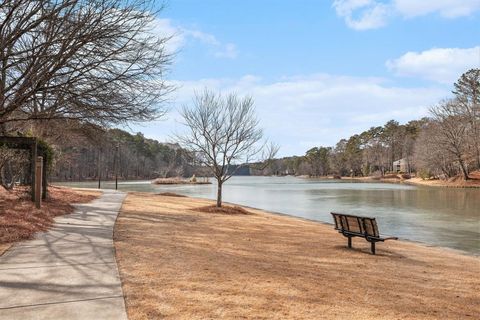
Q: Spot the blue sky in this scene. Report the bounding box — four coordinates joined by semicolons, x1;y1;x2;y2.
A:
131;0;480;157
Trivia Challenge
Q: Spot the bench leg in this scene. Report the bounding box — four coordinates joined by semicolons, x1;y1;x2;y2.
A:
371;242;376;255
347;237;352;249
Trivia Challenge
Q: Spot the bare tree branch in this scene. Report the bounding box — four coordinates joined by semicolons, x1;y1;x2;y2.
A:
0;0;173;133
176;89;277;207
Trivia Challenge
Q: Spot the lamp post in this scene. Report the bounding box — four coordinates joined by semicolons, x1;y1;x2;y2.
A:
35;156;43;208
97;148;101;189
114;144;119;190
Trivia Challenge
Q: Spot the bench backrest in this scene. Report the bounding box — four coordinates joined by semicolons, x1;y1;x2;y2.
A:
331;212;379;238
362;217;379;238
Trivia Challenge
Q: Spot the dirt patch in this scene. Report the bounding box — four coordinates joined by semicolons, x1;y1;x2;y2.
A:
0;185;100;247
114;193;480;320
194;204;251;215
382;174;401;179
157;192;187;197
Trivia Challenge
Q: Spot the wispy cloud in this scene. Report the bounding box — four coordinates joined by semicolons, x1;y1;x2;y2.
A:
395;0;480;18
386;46;480;84
150;18;185;53
151;18;238;59
214;43;238;59
333;0;480;30
333;0;391;30
165;74;447;156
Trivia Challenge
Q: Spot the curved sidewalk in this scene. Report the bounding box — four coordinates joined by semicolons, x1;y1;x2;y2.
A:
0;190;128;320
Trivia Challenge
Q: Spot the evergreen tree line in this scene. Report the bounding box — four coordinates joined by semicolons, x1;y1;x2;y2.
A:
50;128;197;182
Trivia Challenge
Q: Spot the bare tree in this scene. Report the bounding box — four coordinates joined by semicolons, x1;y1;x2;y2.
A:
0;0;173;133
414;121;457;179
0;146;29;189
453;69;480;169
157;148;185;178
177;90;277;207
429;99;470;180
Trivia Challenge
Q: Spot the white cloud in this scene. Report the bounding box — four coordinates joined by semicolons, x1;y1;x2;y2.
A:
151;18;238;59
183;29;220;46
333;0;391;30
394;0;480;18
151;19;185;53
333;0;480;30
386;46;480;84
154;74;447;156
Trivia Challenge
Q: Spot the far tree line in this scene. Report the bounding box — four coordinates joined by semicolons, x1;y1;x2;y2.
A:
253;69;479;181
3;69;478;189
49;127;199;182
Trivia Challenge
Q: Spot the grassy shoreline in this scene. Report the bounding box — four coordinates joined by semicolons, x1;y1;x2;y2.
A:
309;174;480;188
114;192;480;319
233;202;478;258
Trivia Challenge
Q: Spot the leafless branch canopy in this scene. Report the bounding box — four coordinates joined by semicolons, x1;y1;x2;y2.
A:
177;89;270;183
428;99;471;179
250;141;280;171
0;0;173;131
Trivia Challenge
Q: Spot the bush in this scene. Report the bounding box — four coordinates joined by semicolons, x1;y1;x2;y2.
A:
418;169;431;180
37;139;55;172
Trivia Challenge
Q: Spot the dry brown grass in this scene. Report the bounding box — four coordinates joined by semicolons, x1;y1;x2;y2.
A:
114;192;480;320
348;172;480;188
382;174;402;180
0;186;100;250
407;176;480;188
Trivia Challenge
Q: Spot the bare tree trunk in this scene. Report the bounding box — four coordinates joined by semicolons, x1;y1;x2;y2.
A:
216;180;223;207
458;158;470;180
476;147;480;170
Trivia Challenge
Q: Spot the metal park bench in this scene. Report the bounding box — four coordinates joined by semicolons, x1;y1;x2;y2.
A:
331;212;398;254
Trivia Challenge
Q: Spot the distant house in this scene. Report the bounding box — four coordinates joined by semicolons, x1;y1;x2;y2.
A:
393;158;410;173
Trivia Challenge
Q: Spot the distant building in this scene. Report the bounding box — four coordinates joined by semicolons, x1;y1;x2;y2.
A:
393;158;410;173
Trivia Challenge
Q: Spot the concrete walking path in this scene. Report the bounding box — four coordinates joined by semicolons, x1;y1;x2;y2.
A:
0;190;128;320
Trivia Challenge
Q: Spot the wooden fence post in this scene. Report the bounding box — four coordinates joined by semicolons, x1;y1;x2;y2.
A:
35;156;43;209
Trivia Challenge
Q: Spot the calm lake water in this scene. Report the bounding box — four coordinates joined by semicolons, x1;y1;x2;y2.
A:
56;176;480;255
